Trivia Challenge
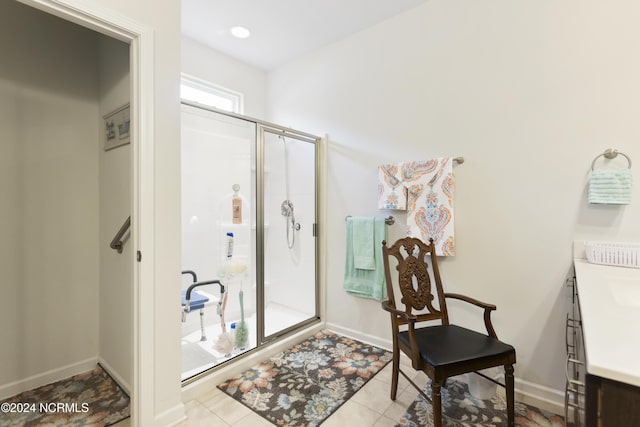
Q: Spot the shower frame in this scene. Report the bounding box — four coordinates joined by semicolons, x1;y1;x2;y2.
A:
181;100;321;379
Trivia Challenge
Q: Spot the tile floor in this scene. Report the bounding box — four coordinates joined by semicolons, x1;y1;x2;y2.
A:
175;357;461;427
114;355;564;426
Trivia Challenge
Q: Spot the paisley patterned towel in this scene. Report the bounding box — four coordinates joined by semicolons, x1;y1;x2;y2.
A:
405;158;455;256
378;163;406;210
218;330;392;427
378;158;456;256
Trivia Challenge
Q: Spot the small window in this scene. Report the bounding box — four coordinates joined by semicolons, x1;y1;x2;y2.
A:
180;74;244;114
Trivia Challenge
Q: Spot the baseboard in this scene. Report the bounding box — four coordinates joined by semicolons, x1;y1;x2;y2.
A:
324;323;566;415
97;357;131;395
156;402;186;427
181;322;326;403
514;378;565;416
0;357;98;400
324;322;392;351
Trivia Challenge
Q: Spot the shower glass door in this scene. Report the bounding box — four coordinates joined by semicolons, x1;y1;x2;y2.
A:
260;128;318;341
181;104;257;381
181;101;320;382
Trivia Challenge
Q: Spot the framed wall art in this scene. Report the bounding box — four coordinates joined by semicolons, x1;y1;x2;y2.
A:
103;103;130;151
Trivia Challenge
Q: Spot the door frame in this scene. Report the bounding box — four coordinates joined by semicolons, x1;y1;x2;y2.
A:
17;0;155;424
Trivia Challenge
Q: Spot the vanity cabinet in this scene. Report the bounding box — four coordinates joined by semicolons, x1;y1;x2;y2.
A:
572;258;640;427
585;375;640;427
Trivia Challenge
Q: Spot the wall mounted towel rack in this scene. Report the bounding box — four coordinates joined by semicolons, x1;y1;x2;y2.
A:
345;215;395;225
591;149;632;170
453;157;464;164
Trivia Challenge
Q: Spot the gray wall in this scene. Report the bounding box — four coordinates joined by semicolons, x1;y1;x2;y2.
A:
0;0;133;399
2;0;184;422
0;0;100;393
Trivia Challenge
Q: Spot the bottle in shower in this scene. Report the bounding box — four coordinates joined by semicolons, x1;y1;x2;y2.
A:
232;184;242;224
226;232;234;259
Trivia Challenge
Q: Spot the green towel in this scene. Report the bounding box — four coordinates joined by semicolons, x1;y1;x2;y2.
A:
352;217;375;270
343;217;388;301
588;168;632;205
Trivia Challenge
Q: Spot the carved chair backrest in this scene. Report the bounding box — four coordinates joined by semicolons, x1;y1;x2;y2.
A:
382;237;449;330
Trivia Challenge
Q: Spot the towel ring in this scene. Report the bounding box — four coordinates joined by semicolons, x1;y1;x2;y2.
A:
591;149;632;171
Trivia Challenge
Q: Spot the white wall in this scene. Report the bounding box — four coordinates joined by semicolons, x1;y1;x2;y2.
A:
267;0;640;401
0;0;100;393
182;36;267;118
98;34;132;390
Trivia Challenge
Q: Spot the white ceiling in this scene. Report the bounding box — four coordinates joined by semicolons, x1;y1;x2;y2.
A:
182;0;428;71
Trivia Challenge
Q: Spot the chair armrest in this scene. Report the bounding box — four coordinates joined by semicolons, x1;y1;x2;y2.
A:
381;300;417;323
444;292;496;310
181;270;198;283
184;280;225;314
444;292;498;338
182;280;225;314
186;279;224;301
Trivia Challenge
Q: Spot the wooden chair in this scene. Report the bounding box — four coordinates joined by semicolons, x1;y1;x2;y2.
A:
381;237;516;427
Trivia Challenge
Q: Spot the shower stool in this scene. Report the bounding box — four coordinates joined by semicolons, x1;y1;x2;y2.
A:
181;270;224;341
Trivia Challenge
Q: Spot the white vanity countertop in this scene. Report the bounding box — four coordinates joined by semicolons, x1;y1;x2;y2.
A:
574;258;640;387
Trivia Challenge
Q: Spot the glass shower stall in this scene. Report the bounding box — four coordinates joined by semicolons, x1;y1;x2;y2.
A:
180;102;320;382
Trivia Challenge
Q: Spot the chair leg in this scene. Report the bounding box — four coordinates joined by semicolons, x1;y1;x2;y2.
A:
390;349;400;400
505;364;515;427
431;380;443;427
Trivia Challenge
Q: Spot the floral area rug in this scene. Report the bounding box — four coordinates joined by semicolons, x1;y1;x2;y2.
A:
218;329;392;426
396;378;566;427
0;364;129;426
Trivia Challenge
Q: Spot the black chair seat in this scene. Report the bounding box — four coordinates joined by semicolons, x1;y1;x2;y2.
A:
398;324;515;369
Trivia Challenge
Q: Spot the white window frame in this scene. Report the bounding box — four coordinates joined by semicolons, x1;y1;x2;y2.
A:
180;73;244;114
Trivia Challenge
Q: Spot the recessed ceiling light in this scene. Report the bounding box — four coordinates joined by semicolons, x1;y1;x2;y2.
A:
230;26;251;39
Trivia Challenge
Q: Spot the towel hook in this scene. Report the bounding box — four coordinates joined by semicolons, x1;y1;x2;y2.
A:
591;148;632;171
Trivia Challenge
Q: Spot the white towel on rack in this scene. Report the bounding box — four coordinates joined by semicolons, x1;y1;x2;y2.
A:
588;168;632;205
